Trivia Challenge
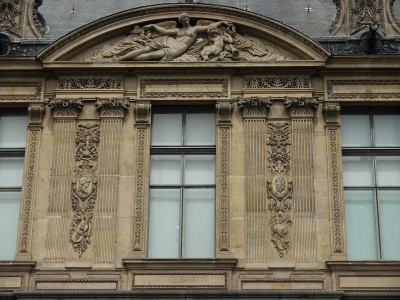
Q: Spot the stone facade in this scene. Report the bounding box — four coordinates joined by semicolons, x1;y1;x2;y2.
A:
1;2;400;299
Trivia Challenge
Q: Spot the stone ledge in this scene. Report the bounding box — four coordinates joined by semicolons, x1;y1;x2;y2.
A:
0;261;36;272
327;261;400;272
122;258;238;270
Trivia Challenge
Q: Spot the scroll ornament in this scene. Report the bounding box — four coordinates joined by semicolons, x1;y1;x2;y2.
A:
84;13;294;62
70;123;100;257
267;122;293;257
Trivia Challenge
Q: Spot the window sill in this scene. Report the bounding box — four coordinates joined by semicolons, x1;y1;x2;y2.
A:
327;260;400;271
122;258;238;270
0;260;36;272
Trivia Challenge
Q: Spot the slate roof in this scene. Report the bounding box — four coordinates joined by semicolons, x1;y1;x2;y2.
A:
39;0;338;39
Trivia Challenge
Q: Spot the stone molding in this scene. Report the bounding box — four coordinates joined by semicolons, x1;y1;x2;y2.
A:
133;101;151;253
216;101;233;253
336;273;400;292
237;96;272;118
139;78;229;99
240;278;325;290
34;279;120;291
0;275;23;292
122;258;238;270
131;272;228;290
284;97;318;118
0;81;42;101
95;98;130;118
58;78;124;90
327;79;400;100
48;98;84;118
245;77;311;89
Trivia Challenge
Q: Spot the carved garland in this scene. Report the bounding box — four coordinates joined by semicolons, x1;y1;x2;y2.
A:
58;78;124;90
327;80;400;100
267;123;293;258
245;77;311;89
69;123;100;257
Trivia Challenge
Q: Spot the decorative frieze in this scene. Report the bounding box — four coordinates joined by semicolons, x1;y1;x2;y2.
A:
70;123;100;257
284;97;318;118
245;77;311;89
267;123;293;258
216;101;233;253
48;98;84;118
58;78;124;90
95;98;130;117
237;96;272;119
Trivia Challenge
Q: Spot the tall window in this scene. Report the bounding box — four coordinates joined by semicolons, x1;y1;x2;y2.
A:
0;109;28;260
341;107;400;260
148;106;216;258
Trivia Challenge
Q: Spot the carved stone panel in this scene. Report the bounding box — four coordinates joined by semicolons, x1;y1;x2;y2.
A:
245;77;311;89
58;78;124;90
267;123;293;258
0;82;42;101
0;0;23;36
70;124;100;257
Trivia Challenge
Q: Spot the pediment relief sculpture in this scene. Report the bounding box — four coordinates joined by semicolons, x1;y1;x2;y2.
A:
76;13;297;62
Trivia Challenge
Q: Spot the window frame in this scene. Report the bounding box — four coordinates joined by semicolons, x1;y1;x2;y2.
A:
341;107;400;260
148;105;217;258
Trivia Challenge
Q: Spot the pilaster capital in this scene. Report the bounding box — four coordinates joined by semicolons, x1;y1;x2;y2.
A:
48;98;83;118
237;96;271;119
284;97;318;118
134;101;151;124
95;97;130;118
28;103;45;126
323;102;341;125
216;100;233;125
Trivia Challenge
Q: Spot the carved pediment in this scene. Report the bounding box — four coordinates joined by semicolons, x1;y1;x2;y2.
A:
38;4;330;63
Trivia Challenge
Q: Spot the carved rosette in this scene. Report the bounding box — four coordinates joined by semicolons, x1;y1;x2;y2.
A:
323;103;341;125
237;96;272;118
70;123;100;257
267;123;293;258
284;97;318;118
48;98;84;118
95;98;130;117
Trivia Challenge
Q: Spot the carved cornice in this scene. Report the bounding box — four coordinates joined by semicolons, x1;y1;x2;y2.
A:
48;98;83;118
95;98;130;118
245;77;311;89
216;101;233;125
284;97;318;118
28;103;45;125
58;78;124;90
237;96;271;118
323;103;340;125
134;101;151;124
70;123;100;257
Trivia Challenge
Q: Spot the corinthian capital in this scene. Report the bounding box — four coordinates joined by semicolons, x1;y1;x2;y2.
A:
237;96;271;119
48;98;83;118
95;98;130;118
284;97;318;118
